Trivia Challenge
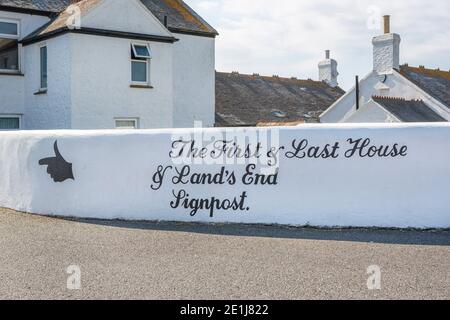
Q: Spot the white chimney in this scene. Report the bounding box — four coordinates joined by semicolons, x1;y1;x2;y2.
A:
318;50;339;87
372;15;401;73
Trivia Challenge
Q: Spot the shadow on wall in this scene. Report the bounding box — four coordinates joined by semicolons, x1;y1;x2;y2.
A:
63;216;450;246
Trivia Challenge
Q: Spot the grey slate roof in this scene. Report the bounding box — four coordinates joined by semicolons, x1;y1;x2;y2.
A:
215;72;345;126
373;96;446;122
0;0;218;36
0;0;66;12
400;65;450;109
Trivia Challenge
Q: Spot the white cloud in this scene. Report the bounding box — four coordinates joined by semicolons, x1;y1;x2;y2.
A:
188;0;450;89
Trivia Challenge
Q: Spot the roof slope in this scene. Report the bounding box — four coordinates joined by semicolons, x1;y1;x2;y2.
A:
216;72;345;126
0;0;217;36
0;0;67;12
22;0;101;39
373;96;446;122
400;65;450;109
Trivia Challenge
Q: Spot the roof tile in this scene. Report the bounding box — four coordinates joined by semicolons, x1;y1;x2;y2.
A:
400;65;450;109
216;72;344;126
373;96;446;122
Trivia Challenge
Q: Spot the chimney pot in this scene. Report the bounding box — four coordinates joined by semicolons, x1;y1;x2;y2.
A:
383;15;390;34
325;50;330;59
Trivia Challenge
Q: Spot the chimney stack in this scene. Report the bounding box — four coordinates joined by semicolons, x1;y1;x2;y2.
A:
372;15;400;73
318;50;339;88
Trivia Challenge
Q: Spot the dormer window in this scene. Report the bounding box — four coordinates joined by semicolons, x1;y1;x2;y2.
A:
131;43;151;85
0;19;19;72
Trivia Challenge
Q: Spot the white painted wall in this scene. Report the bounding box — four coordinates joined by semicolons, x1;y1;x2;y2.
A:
81;0;172;37
172;33;215;128
372;33;401;73
0;10;50;39
70;33;174;129
0;10;50;121
23;35;72;129
345;100;399;123
0;124;449;228
0;75;25;115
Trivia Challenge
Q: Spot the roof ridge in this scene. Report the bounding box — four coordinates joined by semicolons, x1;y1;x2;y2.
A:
217;71;323;84
372;96;424;102
401;64;450;80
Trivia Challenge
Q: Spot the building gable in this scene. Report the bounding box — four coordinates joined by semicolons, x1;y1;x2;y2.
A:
81;0;172;37
0;0;218;37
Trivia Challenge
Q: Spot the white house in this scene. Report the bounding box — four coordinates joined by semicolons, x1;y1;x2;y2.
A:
320;16;450;123
0;0;217;130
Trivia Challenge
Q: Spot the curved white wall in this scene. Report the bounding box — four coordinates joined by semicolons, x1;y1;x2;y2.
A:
0;123;449;228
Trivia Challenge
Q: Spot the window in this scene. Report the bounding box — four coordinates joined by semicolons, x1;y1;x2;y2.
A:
0;19;19;72
115;118;138;129
131;43;151;84
40;45;47;89
131;44;151;59
0;116;20;130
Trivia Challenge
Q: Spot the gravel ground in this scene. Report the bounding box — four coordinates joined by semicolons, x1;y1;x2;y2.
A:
0;207;449;300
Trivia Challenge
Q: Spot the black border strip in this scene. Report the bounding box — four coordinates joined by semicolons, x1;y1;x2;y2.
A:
0;5;56;17
21;27;178;46
169;27;218;38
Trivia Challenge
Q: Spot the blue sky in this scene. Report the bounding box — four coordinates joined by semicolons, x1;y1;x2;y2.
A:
187;0;450;90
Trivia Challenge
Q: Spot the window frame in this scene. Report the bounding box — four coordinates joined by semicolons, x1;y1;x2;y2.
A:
130;42;151;86
131;59;149;84
0;18;20;73
0;114;21;130
115;118;139;130
131;43;151;59
39;44;48;90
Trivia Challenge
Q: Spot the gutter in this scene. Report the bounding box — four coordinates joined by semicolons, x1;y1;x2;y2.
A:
21;27;179;46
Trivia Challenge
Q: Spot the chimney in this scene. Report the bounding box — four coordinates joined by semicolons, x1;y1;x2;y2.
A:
318;50;339;87
372;15;401;73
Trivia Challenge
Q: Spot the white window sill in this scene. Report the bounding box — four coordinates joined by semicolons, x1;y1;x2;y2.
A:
0;71;24;76
130;84;153;89
34;89;47;95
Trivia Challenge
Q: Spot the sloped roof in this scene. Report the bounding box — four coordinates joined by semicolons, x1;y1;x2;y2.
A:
23;0;101;39
0;0;66;12
0;0;217;36
373;96;446;122
215;72;345;126
400;65;450;109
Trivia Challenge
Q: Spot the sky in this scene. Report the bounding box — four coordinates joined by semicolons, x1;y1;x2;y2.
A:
187;0;450;90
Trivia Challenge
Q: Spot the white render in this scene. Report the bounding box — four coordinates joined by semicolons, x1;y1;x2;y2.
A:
172;33;215;128
0;11;51;126
372;33;401;74
318;50;339;88
345;99;400;123
0;0;216;129
0;124;450;228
